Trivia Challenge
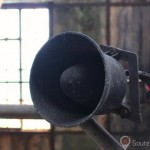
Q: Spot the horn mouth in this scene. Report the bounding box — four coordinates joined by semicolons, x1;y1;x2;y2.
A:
30;32;126;127
30;32;105;127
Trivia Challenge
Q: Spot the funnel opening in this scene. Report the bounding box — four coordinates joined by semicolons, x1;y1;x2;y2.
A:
30;32;105;127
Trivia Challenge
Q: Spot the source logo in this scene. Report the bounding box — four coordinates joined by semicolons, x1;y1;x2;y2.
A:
120;136;131;150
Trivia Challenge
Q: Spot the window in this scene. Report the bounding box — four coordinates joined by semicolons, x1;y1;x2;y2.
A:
0;8;50;130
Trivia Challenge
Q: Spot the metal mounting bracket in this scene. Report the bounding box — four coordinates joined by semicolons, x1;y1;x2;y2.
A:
100;45;142;123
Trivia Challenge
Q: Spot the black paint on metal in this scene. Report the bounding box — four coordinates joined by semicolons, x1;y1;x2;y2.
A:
29;31;127;149
100;44;141;123
30;32;126;127
80;118;124;150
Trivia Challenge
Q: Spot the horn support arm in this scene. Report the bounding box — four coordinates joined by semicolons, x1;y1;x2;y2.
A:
80;118;124;150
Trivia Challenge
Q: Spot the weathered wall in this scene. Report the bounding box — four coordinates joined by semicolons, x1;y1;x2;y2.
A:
110;1;150;150
52;4;106;43
0;133;51;150
111;2;150;72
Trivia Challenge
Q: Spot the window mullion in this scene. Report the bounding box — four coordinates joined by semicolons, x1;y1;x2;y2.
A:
19;9;23;105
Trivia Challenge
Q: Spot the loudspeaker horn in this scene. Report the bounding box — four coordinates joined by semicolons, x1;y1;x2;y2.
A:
30;32;127;127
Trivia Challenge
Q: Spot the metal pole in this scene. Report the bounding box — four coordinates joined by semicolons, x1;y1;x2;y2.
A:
80;118;124;150
0;105;41;119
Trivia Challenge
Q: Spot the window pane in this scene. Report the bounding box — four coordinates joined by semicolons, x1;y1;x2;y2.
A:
22;69;30;82
0;69;19;81
0;9;19;39
0;119;21;129
0;8;50;131
0;83;20;104
22;83;32;104
22;119;50;131
0;41;20;81
21;8;49;82
0;41;20;69
21;8;49;39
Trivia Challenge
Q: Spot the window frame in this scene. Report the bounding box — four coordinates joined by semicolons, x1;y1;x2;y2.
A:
0;3;51;130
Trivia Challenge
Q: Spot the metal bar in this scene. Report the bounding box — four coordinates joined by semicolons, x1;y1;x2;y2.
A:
125;52;141;123
0;38;20;41
19;8;23;105
117;49;141;123
110;2;150;7
2;2;52;9
126;70;150;83
106;0;111;45
2;2;150;9
0;130;51;134
0;105;41;119
50;125;55;150
0;129;149;137
0;81;29;83
1;2;104;9
19;8;24;129
111;131;150;136
116;50;141;122
47;2;150;7
80;118;124;150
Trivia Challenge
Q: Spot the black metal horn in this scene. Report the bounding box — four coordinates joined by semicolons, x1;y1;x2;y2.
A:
30;32;127;127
